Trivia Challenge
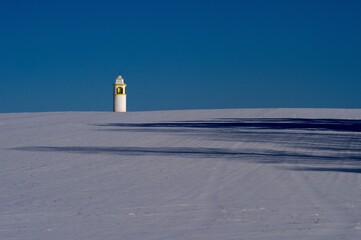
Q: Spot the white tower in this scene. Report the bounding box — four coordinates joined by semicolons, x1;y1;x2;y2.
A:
113;75;127;112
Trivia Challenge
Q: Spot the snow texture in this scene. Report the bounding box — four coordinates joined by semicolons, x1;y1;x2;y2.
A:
1;108;361;240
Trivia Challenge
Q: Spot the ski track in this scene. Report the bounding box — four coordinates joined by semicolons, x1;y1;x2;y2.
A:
0;109;361;240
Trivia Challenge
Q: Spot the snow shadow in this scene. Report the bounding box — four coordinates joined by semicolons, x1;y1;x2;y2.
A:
108;117;358;173
95;118;361;167
97;118;361;132
95;119;361;151
287;166;361;174
11;118;361;173
10;142;361;173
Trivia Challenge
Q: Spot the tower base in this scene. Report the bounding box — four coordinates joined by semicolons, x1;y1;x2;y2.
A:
113;95;126;112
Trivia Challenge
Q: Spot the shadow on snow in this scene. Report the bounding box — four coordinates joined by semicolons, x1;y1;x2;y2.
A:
10;118;361;173
96;118;361;132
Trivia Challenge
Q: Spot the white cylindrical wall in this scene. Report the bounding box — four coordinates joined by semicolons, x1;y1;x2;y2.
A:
114;95;126;112
113;75;127;112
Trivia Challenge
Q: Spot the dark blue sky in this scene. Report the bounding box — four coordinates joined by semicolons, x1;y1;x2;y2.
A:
0;0;360;112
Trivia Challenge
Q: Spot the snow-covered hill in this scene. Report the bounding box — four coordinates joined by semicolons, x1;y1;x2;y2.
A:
1;109;361;240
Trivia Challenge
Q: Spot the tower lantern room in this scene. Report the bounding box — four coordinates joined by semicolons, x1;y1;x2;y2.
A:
113;75;127;112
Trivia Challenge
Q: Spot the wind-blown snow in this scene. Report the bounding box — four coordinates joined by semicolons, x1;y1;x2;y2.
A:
1;108;361;240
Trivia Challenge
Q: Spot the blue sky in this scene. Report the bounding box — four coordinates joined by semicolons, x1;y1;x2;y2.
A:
0;0;360;112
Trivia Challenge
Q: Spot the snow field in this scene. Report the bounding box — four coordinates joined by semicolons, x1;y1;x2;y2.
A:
1;108;361;239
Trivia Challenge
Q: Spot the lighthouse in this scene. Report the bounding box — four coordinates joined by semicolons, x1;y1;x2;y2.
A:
113;75;127;112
